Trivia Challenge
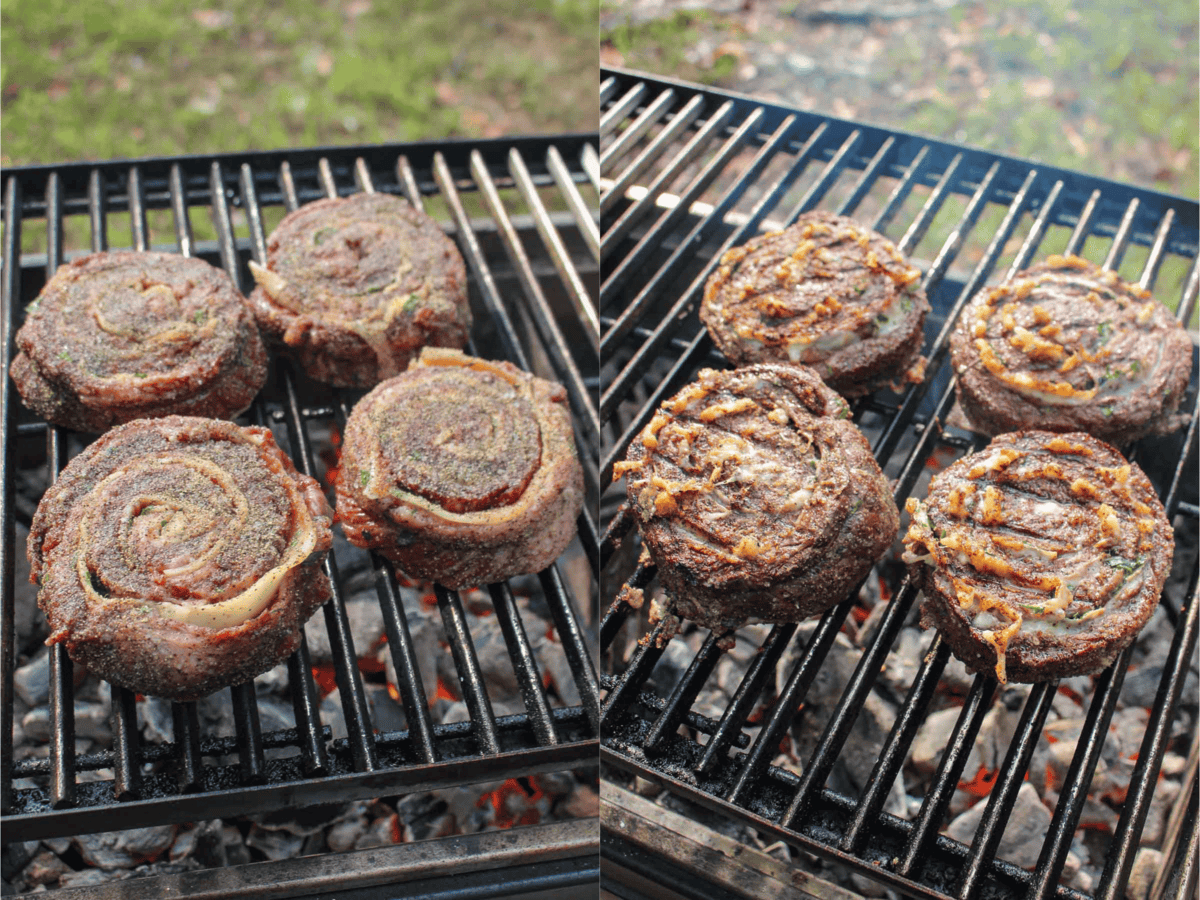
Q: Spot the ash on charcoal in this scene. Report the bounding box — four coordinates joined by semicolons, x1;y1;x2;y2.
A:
381;609;442;705
13;648;49;708
19;853;69;889
304;596;386;663
169;821;225;868
72;826;176;871
946;782;1051;868
13;524;47;656
397;793;453;844
244;826;305;861
222;826;252;867
58;868;131;889
21;701;111;746
1126;848;1163;900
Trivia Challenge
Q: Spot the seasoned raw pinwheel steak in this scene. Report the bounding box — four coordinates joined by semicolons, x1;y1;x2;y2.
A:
336;348;584;589
950;255;1192;445
29;416;333;701
699;211;930;397
616;364;899;631
903;431;1172;684
10;252;267;432
248;192;471;387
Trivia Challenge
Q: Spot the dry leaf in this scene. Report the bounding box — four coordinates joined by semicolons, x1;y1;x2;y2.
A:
192;10;233;29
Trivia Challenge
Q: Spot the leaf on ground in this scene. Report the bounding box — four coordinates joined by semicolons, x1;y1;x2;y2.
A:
192;10;233;30
1062;123;1088;157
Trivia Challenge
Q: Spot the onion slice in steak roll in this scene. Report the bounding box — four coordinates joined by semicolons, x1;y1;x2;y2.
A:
29;416;333;701
10;252;267;432
247;192;471;387
903;431;1172;684
950;255;1192;445
616;364;900;632
336;348;584;589
700;211;930;397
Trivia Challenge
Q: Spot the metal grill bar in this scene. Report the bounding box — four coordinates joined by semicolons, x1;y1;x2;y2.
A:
1;178;21;815
600;68;1199;900
2;136;600;838
436;585;501;756
599;113;799;355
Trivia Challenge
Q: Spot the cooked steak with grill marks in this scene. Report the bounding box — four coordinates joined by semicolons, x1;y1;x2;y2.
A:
699;211;929;397
29;416;333;702
903;431;1171;684
248;192;470;387
10;252;266;432
950;255;1192;446
336;348;584;589
616;364;899;632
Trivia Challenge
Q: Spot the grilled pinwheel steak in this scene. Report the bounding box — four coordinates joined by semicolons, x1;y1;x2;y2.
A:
248;192;471;387
10;252;266;432
616;364;900;631
29;416;333;702
950;255;1192;445
336;348;584;589
903;431;1172;684
699;211;929;397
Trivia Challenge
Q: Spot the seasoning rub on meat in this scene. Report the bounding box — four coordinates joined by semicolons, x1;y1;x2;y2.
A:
29;416;333;702
248;192;471;388
700;211;930;397
950;255;1193;446
903;431;1172;684
616;364;899;632
336;348;584;589
10;252;267;432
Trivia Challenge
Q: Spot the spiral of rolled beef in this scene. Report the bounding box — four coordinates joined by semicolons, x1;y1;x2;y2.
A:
336;348;584;589
29;416;333;701
248;192;471;387
10;252;267;432
903;431;1172;684
615;364;900;631
950;255;1192;445
700;211;930;397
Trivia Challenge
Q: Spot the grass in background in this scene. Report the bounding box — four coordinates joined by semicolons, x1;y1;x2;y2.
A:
2;0;599;252
2;0;599;166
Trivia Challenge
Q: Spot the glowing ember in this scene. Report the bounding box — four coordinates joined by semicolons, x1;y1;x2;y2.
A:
477;777;547;829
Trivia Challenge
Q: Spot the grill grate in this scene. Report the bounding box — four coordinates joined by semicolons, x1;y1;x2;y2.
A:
1;135;601;843
598;68;1198;900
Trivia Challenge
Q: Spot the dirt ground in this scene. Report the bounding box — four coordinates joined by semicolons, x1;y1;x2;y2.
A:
601;0;1199;199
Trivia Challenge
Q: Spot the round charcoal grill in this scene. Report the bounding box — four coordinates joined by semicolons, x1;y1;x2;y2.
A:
1;137;600;898
598;67;1198;900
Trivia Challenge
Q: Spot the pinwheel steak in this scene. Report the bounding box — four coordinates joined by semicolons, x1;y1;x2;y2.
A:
336;348;584;588
29;416;333;702
950;254;1192;445
903;431;1172;683
10;252;267;432
616;364;900;631
248;192;471;387
700;211;929;397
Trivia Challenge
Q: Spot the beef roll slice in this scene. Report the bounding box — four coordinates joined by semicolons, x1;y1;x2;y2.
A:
11;252;266;432
336;348;584;589
29;416;333;701
950;254;1192;445
616;364;900;631
248;192;471;387
903;431;1172;683
700;211;930;397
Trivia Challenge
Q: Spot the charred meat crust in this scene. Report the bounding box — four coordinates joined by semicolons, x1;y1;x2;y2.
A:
29;416;333;702
247;192;471;388
619;363;900;631
699;211;930;398
335;348;584;589
949;255;1193;446
10;252;267;432
904;430;1172;684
